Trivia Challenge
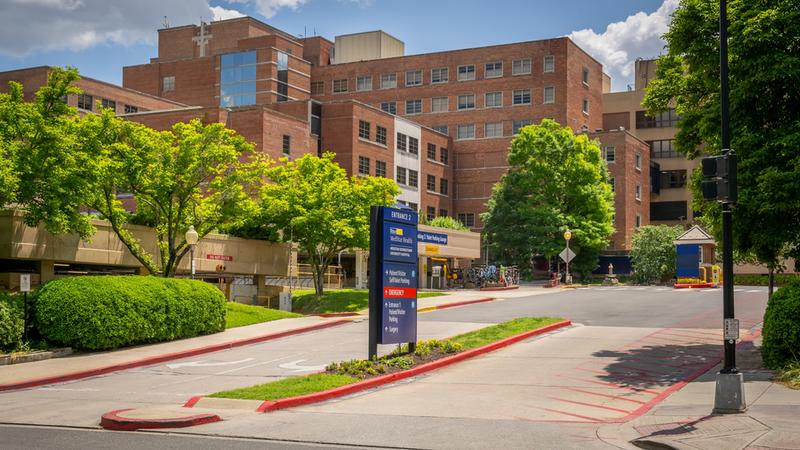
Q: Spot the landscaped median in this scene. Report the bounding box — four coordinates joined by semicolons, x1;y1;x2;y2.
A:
291;288;448;314
200;317;570;413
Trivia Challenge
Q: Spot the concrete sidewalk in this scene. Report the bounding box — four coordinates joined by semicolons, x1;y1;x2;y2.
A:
601;329;800;449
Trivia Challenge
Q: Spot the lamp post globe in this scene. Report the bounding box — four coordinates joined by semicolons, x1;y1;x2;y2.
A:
186;225;199;279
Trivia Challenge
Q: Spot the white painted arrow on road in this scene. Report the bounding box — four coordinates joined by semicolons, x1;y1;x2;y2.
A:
278;359;327;373
166;358;255;370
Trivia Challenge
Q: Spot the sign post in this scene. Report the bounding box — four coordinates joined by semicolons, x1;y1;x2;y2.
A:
562;230;573;284
369;205;419;360
20;274;31;340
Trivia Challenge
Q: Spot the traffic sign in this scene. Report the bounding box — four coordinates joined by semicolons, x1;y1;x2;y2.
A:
559;247;576;263
19;274;31;292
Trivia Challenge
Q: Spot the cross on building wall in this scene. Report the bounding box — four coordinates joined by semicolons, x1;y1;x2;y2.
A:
192;21;213;57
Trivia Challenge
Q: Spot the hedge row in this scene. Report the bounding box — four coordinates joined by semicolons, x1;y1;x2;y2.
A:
0;296;23;351
762;279;800;369
36;276;226;350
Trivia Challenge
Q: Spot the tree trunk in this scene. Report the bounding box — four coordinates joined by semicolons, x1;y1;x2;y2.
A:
314;266;324;296
768;267;775;299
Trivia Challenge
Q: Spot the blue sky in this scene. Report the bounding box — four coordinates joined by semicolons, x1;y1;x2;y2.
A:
0;0;676;92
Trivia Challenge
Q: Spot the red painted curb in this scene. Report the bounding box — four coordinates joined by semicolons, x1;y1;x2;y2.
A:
314;312;361;318
479;285;520;291
100;408;222;431
674;283;716;289
183;396;203;408
418;296;495;312
0;319;350;393
256;319;572;413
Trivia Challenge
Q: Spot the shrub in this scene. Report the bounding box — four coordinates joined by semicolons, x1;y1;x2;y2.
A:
630;225;685;284
0;301;23;351
428;216;468;231
762;279;800;369
36;276;226;350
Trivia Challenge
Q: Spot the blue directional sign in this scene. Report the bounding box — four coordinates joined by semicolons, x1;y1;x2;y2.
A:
382;222;418;264
417;230;448;245
369;205;419;348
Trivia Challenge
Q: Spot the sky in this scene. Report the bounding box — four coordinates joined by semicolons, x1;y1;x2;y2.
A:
0;0;678;92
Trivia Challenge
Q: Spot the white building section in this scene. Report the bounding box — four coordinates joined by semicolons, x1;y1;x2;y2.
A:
394;117;422;211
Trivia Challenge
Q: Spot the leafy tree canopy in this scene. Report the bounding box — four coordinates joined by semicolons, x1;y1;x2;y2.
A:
643;0;800;278
0;67;96;237
481;119;615;277
238;153;399;295
630;225;685;284
79;112;267;277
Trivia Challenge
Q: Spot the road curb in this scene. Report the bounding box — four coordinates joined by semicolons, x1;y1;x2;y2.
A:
417;296;496;313
253;319;572;413
0;319;351;392
99;408;222;431
674;283;716;289
479;286;520;291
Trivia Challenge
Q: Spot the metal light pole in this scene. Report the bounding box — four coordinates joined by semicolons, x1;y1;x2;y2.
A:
564;229;572;285
185;225;199;279
713;0;745;414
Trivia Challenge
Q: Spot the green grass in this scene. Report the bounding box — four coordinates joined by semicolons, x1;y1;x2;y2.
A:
292;289;448;314
225;302;301;329
209;316;562;401
777;361;800;390
208;373;357;401
450;317;563;350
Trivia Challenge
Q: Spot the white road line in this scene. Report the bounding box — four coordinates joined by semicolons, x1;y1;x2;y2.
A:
746;289;762;293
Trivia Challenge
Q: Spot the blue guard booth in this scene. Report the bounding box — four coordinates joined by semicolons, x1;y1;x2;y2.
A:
673;225;720;285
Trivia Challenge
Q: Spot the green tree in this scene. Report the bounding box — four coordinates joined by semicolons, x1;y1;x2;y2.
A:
0;67;96;238
79;112;267;277
246;153;399;295
427;216;468;231
481;119;615;278
643;0;800;297
630;225;684;284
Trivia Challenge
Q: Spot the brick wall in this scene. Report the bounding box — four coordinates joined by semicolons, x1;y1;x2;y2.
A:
592;130;650;251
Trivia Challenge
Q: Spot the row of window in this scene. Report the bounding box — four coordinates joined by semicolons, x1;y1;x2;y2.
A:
76;94;139;113
648;139;680;158
316;56;557;95
357;120;449;164
377;87;558;116
635;109;679;129
452;120;534;140
425;207;449;221
426;143;449;165
355;156;450;196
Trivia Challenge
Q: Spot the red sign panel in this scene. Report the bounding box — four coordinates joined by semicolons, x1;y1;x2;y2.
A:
383;287;417;298
207;254;233;261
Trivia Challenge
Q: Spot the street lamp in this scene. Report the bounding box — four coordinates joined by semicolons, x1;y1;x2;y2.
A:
185;225;199;279
564;229;572;285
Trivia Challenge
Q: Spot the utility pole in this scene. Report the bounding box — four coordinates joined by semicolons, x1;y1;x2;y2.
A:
710;0;745;414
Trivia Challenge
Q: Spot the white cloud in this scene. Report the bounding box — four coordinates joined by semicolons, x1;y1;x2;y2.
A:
569;0;679;92
0;0;226;56
225;0;306;18
210;5;245;21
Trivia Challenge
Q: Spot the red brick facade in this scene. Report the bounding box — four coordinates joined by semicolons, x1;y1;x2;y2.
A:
0;16;646;253
590;130;651;251
308;37;603;227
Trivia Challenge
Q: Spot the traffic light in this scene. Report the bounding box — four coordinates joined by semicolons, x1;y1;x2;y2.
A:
701;151;737;203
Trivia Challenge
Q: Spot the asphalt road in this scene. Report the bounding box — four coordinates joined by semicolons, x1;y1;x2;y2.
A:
420;285;768;329
0;285;770;449
0;424;382;450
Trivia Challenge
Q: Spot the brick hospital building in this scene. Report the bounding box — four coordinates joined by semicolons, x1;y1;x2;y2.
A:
1;16;650;254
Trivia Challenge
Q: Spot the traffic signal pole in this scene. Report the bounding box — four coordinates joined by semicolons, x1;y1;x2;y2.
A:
713;0;746;413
